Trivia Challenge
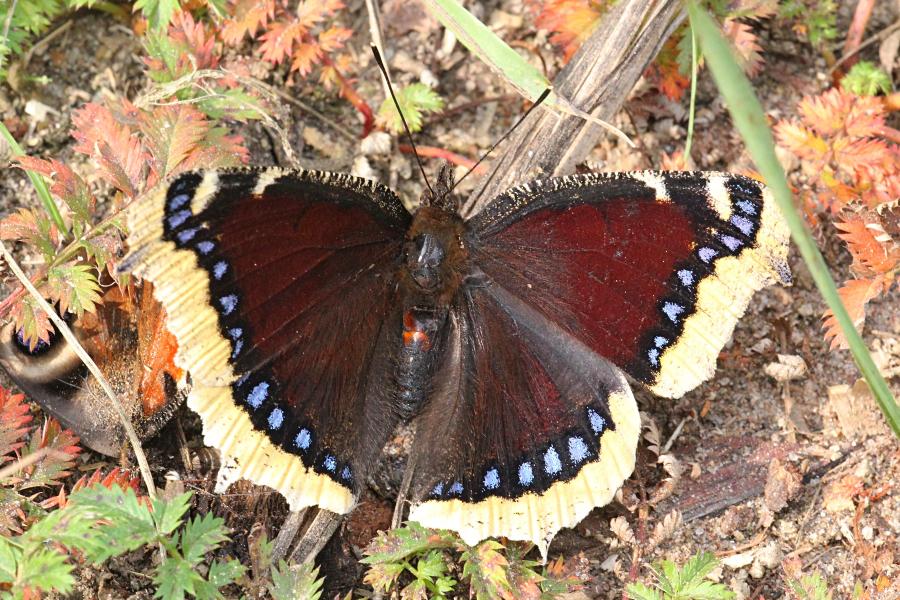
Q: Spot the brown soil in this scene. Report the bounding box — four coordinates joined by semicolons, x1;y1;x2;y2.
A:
0;2;898;599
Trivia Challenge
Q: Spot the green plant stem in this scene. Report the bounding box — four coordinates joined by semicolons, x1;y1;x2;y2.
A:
686;1;900;438
684;24;699;161
0;122;69;237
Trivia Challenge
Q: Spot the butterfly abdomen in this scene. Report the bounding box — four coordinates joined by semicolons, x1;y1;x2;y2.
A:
396;307;446;419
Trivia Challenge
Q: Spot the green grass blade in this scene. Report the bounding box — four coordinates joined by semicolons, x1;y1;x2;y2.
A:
425;0;632;145
1;122;69;237
686;1;899;438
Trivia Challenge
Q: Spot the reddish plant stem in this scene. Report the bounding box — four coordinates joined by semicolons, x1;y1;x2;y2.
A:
319;53;374;138
839;0;876;74
397;144;483;172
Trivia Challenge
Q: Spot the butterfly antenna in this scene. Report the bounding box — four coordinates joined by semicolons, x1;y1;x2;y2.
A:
370;45;435;199
451;88;552;193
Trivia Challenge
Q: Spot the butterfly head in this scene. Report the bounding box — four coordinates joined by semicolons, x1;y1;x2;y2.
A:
420;162;459;214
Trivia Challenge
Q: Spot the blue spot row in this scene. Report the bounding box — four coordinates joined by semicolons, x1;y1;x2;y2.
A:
428;403;613;501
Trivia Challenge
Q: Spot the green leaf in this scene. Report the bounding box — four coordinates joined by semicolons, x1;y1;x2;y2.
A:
0;538;20;584
197;88;267;121
416;550;448;581
151;492;193;536
207;559;245;589
841;61;892;97
362;523;459;564
269;560;324;600
134;0;180;30
179;513;229;565
46;263;102;317
154;554;197;600
17;547;75;594
681;580;736;600
625;582;664;600
678;552;719;587
68;486;159;562
377;83;444;134
461;540;512;600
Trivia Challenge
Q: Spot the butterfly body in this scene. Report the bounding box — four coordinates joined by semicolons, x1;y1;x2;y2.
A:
122;167;790;553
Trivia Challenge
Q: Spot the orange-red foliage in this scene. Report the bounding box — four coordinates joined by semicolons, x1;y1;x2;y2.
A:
776;88;900;348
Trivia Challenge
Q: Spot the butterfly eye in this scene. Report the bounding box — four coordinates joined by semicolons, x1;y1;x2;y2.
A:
406;233;445;290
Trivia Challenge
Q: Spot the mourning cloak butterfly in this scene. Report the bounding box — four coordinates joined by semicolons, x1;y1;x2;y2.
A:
120;165;789;552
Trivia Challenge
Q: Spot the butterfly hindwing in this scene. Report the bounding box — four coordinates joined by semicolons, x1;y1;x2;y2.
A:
407;282;641;552
123;168;410;514
468;171;791;399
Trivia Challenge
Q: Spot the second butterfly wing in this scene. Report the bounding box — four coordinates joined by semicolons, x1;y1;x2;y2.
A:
123;168;411;513
467;171;790;398
407;171;790;550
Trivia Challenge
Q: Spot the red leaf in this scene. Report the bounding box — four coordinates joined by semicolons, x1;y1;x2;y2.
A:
258;20;305;64
9;297;55;352
533;0;605;61
834;219;900;275
0;386;33;464
15;156;93;221
645;34;690;101
169;10;219;71
296;0;342;29
43;467;143;509
317;25;351;53
822;277;886;349
722;19;764;77
222;0;273;44
291;42;323;75
774;120;830;162
71;103;147;198
141;104;210;180
18;418;80;490
177;127;249;171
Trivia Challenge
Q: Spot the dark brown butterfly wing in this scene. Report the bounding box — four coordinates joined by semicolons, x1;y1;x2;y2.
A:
407;282;640;552
123;168;410;513
467;171;790;398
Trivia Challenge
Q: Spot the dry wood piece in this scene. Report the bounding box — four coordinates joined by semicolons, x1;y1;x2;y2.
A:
462;0;685;216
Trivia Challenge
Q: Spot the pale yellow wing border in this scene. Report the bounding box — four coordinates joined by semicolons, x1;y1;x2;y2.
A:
122;171;356;515
632;173;792;398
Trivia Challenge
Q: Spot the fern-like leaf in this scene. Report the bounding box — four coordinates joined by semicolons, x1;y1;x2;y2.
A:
18;418;80;490
0;386;33;464
376;83;444;134
269;561;324;600
822;277;886;349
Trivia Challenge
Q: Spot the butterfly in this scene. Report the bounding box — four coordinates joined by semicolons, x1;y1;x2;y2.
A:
120;163;790;554
0;283;185;456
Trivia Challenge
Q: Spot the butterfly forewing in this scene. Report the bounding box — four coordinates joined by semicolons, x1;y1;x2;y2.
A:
123;168;410;514
467;171;791;398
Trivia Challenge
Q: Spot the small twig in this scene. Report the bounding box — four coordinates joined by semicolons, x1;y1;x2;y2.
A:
22;20;73;67
661;417;687;454
272;509;306;563
830;19;900;73
364;0;391;102
0;241;157;499
0;447;70;482
397;144;479;170
287;510;343;564
0;0;19;74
